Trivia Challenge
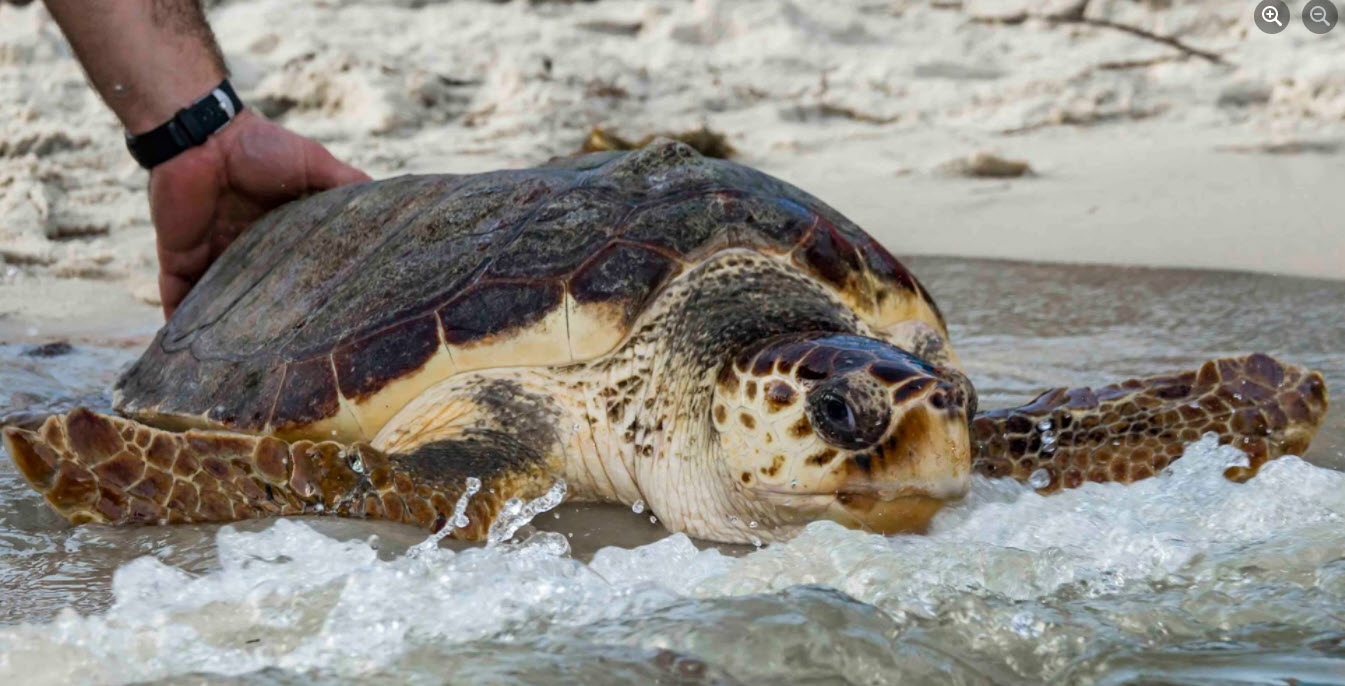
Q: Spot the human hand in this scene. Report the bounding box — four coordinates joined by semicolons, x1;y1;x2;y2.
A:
148;109;370;317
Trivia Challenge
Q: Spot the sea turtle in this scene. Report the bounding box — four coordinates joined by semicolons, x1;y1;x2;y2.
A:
2;141;1329;544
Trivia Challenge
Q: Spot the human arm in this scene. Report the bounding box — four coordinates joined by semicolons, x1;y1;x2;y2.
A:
41;0;370;315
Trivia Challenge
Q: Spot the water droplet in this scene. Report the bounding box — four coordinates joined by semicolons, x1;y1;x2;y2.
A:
451;477;483;529
1037;419;1052;431
790;479;798;488
1028;468;1052;489
1042;430;1056;446
748;521;758;529
1010;611;1042;638
649;515;657;524
631;499;645;514
749;535;763;548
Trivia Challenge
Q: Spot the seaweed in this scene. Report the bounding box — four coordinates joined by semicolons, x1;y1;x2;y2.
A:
580;126;736;159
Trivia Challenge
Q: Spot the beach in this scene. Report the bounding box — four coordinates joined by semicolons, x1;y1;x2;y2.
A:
1;0;1342;343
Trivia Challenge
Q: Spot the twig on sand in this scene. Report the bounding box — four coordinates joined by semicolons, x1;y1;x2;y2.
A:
970;0;1226;66
1066;16;1225;65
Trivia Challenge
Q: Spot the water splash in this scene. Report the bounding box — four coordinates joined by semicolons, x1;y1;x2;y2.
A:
486;478;568;547
407;476;481;557
2;438;1344;684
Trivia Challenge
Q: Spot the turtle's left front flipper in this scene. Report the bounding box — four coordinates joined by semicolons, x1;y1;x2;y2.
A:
1;408;549;539
972;354;1329;491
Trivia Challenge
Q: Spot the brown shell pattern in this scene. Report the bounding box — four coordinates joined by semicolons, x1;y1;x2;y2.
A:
115;140;941;438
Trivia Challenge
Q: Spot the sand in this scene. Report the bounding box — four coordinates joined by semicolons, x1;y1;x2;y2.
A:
0;0;1342;342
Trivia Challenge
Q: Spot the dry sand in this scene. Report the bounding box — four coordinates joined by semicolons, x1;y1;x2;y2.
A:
1;0;1342;342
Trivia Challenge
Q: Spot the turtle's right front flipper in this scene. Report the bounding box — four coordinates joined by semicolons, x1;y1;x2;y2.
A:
2;408;552;540
972;354;1328;491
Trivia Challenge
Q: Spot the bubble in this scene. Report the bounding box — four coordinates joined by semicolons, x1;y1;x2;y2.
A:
631;499;645;514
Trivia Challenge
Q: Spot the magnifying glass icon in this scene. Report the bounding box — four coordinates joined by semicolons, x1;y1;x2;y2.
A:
1310;5;1330;24
1263;6;1284;26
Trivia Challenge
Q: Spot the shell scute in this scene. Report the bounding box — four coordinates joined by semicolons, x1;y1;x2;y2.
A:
206;364;282;430
485;189;621;280
272;358;340;431
438;281;564;345
569;243;680;326
333;314;442;401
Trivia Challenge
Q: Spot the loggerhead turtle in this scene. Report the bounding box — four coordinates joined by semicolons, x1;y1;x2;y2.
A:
2;141;1329;544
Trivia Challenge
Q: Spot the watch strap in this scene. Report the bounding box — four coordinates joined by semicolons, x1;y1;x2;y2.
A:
125;79;243;170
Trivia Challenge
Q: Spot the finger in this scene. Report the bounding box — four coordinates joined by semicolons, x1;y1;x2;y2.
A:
159;270;194;318
227;113;368;202
301;136;372;190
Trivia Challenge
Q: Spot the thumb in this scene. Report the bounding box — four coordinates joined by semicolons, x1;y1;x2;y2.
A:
301;137;372;191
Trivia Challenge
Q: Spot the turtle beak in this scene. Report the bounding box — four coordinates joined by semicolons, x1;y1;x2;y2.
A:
828;405;972;535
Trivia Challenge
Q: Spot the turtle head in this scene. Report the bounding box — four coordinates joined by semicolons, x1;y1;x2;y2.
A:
713;333;974;539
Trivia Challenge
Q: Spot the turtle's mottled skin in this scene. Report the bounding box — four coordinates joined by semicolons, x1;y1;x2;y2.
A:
3;141;1329;544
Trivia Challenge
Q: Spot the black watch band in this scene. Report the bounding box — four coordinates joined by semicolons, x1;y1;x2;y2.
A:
124;79;244;170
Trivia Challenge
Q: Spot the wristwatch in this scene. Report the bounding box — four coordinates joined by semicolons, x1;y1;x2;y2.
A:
124;79;244;170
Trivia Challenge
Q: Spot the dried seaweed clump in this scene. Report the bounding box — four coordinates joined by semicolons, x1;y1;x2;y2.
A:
581;126;736;159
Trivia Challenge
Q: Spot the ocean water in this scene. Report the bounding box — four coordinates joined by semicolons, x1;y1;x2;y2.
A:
1;258;1343;685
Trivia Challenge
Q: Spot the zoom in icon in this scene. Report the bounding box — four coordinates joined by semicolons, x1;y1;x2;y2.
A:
1255;0;1290;34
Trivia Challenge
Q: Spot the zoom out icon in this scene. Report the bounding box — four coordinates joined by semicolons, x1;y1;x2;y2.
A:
1303;0;1338;33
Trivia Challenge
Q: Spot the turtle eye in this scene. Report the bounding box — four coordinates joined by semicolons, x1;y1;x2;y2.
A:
809;391;865;448
820;395;855;429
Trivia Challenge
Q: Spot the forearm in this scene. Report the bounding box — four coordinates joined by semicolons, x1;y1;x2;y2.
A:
42;0;227;133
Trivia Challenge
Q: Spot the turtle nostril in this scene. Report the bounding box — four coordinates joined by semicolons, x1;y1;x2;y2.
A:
929;392;947;410
853;452;873;473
